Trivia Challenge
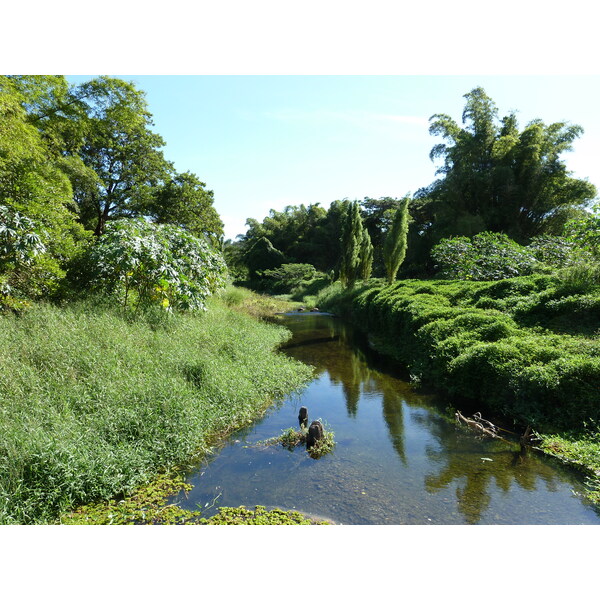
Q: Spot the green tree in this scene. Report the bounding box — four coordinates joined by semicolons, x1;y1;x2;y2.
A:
0;76;91;299
146;171;224;246
72;76;173;235
383;197;410;284
244;236;286;280
360;196;405;277
339;200;365;288
412;87;597;269
359;226;374;281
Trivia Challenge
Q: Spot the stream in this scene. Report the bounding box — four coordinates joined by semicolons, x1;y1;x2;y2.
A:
172;312;600;524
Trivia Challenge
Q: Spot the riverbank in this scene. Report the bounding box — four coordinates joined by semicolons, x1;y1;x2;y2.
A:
312;276;600;499
0;291;313;524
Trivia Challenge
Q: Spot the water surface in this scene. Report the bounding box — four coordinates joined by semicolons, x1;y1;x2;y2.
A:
173;313;600;524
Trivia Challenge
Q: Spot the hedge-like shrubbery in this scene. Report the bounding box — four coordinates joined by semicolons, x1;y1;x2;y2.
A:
315;275;600;431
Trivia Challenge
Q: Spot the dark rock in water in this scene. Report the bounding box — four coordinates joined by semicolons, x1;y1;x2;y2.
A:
297;307;305;312
311;307;319;312
298;406;308;428
306;420;324;449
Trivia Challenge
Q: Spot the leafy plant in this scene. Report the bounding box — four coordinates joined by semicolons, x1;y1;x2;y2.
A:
432;232;537;280
83;218;227;311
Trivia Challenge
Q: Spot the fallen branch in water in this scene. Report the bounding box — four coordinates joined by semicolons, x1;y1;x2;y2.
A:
455;411;509;443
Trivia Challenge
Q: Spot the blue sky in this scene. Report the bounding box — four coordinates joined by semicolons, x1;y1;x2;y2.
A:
68;75;600;240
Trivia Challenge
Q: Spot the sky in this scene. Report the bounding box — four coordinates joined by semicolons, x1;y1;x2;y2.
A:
66;75;600;240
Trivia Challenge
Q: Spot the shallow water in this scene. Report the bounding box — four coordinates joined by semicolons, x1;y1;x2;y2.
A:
173;313;600;524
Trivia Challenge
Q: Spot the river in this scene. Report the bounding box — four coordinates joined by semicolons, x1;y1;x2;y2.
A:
171;312;600;524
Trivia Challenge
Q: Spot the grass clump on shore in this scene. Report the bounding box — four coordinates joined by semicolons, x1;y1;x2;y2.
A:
0;296;313;524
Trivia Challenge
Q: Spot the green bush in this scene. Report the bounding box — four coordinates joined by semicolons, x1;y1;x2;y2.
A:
80;219;227;312
314;274;600;429
431;232;537;280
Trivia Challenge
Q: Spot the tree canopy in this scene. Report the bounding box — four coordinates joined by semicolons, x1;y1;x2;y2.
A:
409;87;597;272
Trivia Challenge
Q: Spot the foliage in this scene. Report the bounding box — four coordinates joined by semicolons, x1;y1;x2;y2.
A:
82;218;227;311
261;263;318;293
527;234;589;268
313;274;600;431
243;236;286;280
383;197;410;283
145;171;224;246
407;87;596;273
340;200;371;287
0;77;92;301
0;298;313;524
229;197;409;284
359;226;374;281
431;232;538;280
565;202;600;257
70;76;173;235
198;505;329;525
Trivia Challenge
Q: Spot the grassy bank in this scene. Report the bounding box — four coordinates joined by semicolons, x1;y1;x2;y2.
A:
313;275;600;487
0;294;313;524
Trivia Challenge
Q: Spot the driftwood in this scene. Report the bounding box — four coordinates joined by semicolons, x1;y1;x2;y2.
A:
455;411;505;441
455;411;542;450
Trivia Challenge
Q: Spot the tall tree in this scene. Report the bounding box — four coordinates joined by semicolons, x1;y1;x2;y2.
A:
339;200;365;288
0;76;90;299
72;76;173;235
383;197;410;284
359;226;374;281
407;87;597;273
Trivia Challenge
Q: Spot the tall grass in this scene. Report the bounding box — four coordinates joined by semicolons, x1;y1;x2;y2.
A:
0;297;313;524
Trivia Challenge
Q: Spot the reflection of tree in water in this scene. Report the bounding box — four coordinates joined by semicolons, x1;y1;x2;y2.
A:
282;315;413;458
381;387;406;465
413;411;565;524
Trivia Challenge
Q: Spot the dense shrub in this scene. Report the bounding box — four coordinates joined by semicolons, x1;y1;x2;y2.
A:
315;275;600;429
431;232;538;280
80;219;227;311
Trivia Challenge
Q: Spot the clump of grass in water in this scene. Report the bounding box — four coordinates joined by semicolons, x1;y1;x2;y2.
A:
264;422;336;459
198;505;330;525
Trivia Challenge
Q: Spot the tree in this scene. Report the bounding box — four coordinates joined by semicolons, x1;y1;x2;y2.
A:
0;76;91;299
339;200;365;287
383;198;410;284
359;226;374;281
415;87;596;261
72;77;173;235
360;196;405;277
244;236;286;280
146;171;224;246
